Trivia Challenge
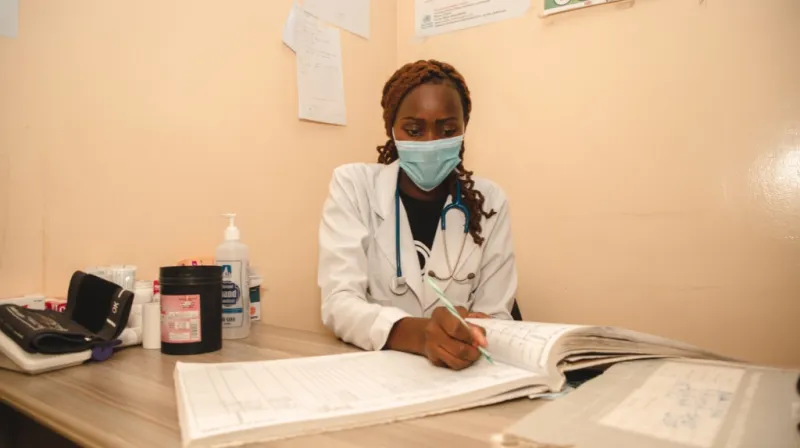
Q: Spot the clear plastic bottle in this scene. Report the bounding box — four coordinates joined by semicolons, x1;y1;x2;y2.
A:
215;213;251;339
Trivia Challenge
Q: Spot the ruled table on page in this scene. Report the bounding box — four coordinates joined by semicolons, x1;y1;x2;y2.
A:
176;351;538;437
468;319;582;370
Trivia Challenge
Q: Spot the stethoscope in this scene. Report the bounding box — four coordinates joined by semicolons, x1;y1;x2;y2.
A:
390;181;476;296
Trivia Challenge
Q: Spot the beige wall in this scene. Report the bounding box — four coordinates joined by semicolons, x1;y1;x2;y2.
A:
1;0;798;367
398;0;800;367
0;0;398;330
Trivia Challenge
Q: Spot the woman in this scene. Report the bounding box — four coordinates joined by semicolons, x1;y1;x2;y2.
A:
318;60;520;370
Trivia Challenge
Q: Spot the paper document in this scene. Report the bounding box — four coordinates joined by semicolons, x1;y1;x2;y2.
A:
414;0;530;37
0;0;18;38
304;0;370;39
599;362;745;448
543;0;624;16
294;8;347;126
282;2;299;52
176;351;536;439
502;359;799;448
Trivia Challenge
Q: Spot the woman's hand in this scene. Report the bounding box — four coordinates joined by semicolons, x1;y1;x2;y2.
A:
422;306;487;370
467;311;490;319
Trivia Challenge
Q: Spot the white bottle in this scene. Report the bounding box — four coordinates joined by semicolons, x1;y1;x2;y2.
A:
215;213;251;339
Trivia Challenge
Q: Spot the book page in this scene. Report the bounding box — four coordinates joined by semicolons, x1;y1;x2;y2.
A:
587;326;721;357
467;319;584;373
176;351;539;441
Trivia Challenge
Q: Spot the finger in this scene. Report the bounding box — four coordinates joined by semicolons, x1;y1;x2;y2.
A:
454;306;469;318
425;322;480;363
433;342;476;370
429;354;448;368
436;338;480;362
467;312;490;319
432;307;473;344
423;343;448;368
469;324;488;348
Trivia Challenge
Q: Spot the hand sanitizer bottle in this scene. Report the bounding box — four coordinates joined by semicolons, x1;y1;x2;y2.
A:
215;213;251;339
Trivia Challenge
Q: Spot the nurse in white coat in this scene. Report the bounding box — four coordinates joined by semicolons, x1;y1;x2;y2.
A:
318;60;519;370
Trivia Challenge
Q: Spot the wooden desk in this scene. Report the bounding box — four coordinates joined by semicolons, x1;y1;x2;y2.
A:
0;324;543;448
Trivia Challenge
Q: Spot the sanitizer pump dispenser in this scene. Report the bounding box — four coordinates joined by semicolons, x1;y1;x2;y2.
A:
215;213;251;339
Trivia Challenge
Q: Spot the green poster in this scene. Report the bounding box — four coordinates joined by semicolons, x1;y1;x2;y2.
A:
543;0;619;16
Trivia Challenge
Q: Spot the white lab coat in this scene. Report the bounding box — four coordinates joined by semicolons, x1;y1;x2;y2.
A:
317;161;518;351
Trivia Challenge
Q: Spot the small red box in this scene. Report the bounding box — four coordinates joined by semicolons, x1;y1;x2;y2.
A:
45;298;67;313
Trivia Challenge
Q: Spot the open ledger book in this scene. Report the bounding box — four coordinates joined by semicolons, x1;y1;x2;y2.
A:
174;319;731;447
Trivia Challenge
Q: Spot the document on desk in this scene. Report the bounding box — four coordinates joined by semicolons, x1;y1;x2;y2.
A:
502;359;800;448
0;0;18;38
304;0;370;39
174;351;544;447
598;362;743;447
414;0;530;38
294;7;347;126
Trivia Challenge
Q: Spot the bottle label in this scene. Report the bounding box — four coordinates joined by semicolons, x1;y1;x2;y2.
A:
219;260;246;328
161;294;201;344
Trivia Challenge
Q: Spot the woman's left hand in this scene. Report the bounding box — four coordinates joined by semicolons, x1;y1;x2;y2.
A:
467;312;490;319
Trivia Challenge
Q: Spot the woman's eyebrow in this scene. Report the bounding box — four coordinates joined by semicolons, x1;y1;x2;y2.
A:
398;116;459;122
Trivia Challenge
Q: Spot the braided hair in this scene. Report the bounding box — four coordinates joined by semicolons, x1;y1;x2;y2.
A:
377;59;496;246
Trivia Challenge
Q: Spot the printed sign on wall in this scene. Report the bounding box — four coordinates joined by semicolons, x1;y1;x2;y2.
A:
543;0;624;16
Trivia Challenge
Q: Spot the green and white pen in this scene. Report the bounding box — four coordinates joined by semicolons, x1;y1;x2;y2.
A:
426;277;494;364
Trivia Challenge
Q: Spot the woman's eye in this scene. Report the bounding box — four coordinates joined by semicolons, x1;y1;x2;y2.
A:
404;128;422;137
443;129;457;137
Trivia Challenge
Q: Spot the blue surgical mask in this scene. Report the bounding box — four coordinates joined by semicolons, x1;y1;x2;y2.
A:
393;132;463;191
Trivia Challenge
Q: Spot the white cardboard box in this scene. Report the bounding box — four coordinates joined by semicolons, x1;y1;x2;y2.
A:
0;294;47;310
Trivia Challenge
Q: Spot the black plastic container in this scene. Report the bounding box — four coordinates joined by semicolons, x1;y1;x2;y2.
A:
159;266;222;355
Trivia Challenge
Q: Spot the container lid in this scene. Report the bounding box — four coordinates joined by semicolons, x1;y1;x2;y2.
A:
223;213;240;241
160;265;222;282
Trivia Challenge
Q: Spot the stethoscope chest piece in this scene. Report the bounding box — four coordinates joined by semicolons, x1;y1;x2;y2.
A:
390;276;409;295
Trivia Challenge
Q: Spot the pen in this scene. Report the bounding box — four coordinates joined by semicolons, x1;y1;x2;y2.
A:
426;277;494;365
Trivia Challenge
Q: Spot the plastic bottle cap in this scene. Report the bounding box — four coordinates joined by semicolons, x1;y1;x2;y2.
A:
222;213;240;241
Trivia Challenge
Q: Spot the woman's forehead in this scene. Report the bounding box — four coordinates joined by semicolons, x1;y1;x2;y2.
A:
396;83;464;119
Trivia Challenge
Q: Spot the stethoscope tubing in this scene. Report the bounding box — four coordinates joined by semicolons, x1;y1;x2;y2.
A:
392;181;472;296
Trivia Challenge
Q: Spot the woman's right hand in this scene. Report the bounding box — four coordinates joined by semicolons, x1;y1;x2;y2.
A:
422;306;487;370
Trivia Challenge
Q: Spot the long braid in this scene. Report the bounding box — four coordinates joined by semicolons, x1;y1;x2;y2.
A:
376;60;496;246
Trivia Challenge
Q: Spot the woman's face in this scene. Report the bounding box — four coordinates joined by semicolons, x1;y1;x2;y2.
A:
393;82;465;142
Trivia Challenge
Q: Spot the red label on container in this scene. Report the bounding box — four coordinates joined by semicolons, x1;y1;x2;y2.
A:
161;294;201;344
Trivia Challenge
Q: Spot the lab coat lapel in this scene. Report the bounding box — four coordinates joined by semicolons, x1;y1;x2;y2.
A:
396;201;424;300
372;162;424;303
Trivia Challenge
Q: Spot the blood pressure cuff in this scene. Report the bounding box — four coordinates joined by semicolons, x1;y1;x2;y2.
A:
0;305;99;354
0;271;134;354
